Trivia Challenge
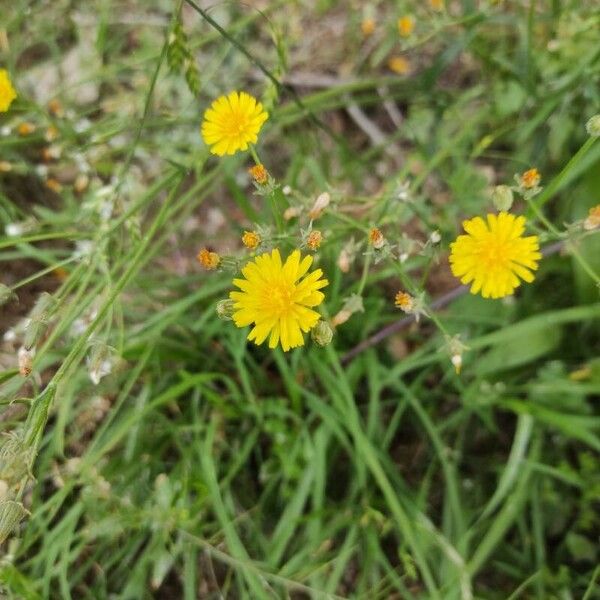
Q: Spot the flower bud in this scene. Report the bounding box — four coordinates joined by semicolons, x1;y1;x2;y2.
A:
311;320;333;347
491;185;514;212
0;500;29;544
216;299;235;321
586;115;600;137
0;284;15;307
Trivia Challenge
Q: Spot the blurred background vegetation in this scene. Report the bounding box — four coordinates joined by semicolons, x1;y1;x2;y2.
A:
1;0;599;598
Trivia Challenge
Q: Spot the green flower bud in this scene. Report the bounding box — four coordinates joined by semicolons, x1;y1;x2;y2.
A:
586;115;600;137
0;284;16;307
215;299;235;321
0;500;29;544
311;320;334;347
491;185;514;212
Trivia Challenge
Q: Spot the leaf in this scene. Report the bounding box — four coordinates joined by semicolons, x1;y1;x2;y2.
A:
476;324;561;375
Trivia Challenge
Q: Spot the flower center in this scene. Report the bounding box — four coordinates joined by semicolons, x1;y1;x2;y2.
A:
478;238;509;270
268;284;295;317
225;111;249;137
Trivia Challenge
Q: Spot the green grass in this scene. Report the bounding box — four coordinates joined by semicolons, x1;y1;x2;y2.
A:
1;0;600;598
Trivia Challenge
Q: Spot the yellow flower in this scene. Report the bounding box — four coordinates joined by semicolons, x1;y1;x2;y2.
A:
197;248;220;270
201;91;268;156
429;0;445;11
388;56;412;75
520;168;541;189
0;69;17;113
394;291;414;312
449;212;541;299
397;15;415;37
230;249;328;351
242;230;261;250
361;18;376;36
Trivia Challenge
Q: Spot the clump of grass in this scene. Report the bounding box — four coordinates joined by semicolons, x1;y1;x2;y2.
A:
1;0;600;598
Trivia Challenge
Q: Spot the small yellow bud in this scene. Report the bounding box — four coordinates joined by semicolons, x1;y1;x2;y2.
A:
387;56;412;75
242;230;261;250
397;15;415;37
394;291;414;313
17;122;36;136
361;18;376;37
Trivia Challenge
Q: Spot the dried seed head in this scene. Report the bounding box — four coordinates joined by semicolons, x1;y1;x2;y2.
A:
369;227;385;249
248;164;269;185
306;230;323;251
309;192;331;220
197;248;220;270
332;294;364;327
18;346;34;377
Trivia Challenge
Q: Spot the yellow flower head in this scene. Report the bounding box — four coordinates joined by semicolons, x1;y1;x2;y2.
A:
242;230;261;250
429;0;445;11
361;18;376;37
394;291;414;312
201;91;268;156
397;15;415;37
520;168;541;189
388;56;412;75
230;249;328;351
197;248;220;270
449;212;541;299
0;69;17;113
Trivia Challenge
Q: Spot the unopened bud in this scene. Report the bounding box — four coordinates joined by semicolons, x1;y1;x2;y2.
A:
87;343;115;385
491;185;514;212
216;299;235;321
311;320;333;347
586;115;600;137
0;284;15;307
0;500;29;544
